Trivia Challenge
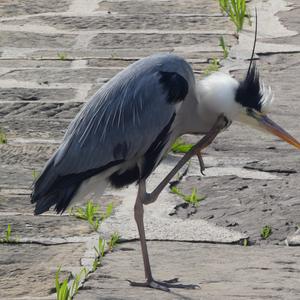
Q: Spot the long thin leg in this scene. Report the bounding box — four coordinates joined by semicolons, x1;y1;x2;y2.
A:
133;180;153;282
128;115;226;291
143;114;226;205
129;179;199;291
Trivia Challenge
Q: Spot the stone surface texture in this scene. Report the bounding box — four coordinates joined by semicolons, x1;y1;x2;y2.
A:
0;0;299;299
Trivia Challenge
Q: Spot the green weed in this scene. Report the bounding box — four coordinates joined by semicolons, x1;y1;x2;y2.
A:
219;36;230;58
32;169;39;180
0;224;18;243
108;232;120;252
203;58;220;76
101;202;113;220
0;129;7;144
69;201;101;231
261;225;272;239
171;138;194;154
93;238;106;271
70;202;114;232
57;52;67;60
55;266;87;300
218;0;249;32
170;186;206;207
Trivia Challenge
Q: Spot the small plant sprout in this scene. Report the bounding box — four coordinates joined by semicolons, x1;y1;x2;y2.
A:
94;237;106;258
203;58;220;76
93;238;106;271
184;188;206;206
218;0;250;33
55;267;69;300
108;232;120;252
170;186;206;207
101;202;113;220
261;225;272;239
0;129;7;144
57;52;67;60
70;202;115;231
69;268;87;298
32;169;39;180
171;138;194;153
55;266;87;300
69;200;101;231
0;224;18;243
219;36;230;58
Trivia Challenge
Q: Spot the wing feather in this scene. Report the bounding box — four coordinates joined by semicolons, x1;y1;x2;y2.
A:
32;54;194;213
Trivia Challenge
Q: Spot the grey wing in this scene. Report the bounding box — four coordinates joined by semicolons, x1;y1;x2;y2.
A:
31;54;193;213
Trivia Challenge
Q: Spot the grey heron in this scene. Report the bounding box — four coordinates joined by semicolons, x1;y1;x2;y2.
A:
31;52;300;291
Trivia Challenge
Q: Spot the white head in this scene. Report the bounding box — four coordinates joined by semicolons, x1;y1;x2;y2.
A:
196;65;300;149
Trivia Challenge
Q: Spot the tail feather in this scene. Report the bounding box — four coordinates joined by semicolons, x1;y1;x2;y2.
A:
33;184;79;215
31;155;80;214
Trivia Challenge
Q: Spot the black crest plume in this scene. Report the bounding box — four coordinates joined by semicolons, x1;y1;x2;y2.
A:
235;9;263;112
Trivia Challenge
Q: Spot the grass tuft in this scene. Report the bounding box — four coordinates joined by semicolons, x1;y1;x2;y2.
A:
69;201;113;231
218;0;250;33
170;186;206;207
203;58;220;76
55;266;87;300
57;52;67;60
261;225;272;239
219;36;230;58
108;232;120;252
171;138;194;153
0;224;18;243
0;129;7;144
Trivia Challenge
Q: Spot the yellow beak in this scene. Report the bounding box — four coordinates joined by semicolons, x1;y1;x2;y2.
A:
248;110;300;150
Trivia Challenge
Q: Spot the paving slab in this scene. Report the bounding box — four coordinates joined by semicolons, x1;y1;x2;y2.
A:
77;241;300;300
0;243;84;299
0;0;300;299
0;0;71;18
0;31;77;49
97;0;221;15
1;15;234;32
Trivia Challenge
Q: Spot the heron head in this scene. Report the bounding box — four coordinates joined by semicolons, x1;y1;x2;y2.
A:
198;64;300;149
233;63;300;150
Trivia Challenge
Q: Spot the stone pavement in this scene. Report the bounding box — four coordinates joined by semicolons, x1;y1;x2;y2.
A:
0;0;300;299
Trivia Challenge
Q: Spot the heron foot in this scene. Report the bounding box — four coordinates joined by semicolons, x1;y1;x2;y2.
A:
128;278;199;292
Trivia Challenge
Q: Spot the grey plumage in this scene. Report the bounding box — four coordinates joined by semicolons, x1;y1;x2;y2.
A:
31;54;194;214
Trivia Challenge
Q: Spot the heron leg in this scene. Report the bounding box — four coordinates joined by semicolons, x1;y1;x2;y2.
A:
133;179;153;283
141;114;226;206
129;180;199;291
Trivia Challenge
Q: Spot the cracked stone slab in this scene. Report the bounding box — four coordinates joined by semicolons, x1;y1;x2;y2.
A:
0;102;83;120
0;118;68;140
262;5;300;45
97;0;221;15
0;215;92;239
0;59;73;68
0;0;71;18
286;229;300;246
100;158;247;243
0;31;77;49
77;241;300;300
0;87;77;102
89;32;236;49
0;143;57;166
0;68;114;84
13;15;234;32
0;242;84;299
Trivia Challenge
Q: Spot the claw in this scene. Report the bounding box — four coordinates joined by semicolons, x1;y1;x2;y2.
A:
128;278;199;292
196;150;205;175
